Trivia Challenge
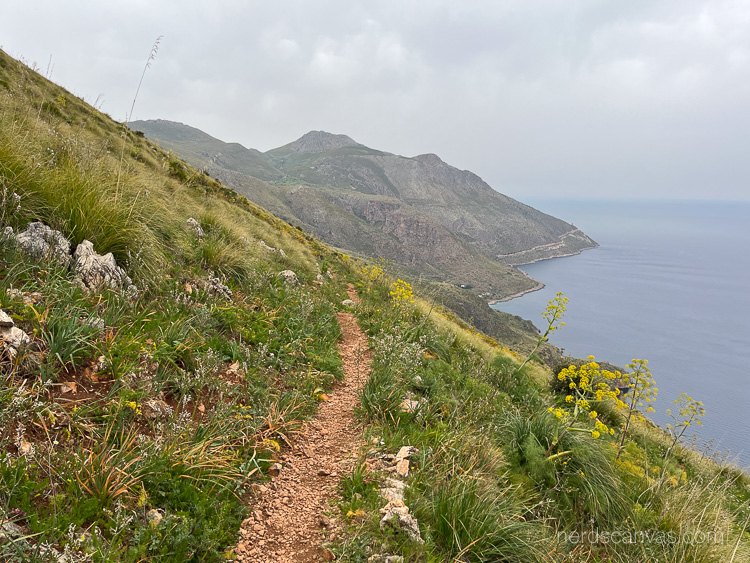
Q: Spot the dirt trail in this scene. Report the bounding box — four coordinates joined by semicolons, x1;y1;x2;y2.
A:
234;285;371;562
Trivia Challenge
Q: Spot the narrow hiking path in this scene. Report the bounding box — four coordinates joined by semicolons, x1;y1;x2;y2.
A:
233;285;371;562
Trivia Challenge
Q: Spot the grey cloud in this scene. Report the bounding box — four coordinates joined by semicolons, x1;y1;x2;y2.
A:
2;0;749;200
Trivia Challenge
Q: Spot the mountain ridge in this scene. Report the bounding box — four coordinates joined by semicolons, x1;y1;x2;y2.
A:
130;119;598;299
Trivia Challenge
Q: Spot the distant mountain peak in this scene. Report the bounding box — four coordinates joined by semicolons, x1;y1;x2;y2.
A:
286;131;361;153
414;153;446;167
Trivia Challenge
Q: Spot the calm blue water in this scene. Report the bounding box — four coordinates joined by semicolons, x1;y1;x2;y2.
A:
492;200;750;467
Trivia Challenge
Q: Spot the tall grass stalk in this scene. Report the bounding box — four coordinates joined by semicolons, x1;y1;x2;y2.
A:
115;35;163;203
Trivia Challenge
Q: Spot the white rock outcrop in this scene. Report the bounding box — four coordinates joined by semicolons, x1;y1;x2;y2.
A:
73;240;137;296
15;222;71;267
0;309;31;359
278;270;299;285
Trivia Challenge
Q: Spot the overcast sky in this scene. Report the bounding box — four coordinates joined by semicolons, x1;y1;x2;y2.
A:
2;1;749;200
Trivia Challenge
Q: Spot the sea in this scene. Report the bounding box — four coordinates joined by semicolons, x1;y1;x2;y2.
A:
491;199;750;468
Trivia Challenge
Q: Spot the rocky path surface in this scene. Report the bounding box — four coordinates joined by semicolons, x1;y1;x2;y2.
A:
234;286;370;562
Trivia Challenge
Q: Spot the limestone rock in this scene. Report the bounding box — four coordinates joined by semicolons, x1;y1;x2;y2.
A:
268;462;283;477
316;274;325;282
396;446;419;460
279;270;299;285
258;239;287;258
380;507;423;544
187;217;205;239
0;520;25;540
2;226;13;239
1;325;31;358
0;309;13;328
379;486;404;503
394;459;409;478
73;240;137;296
379;499;408;516
146;508;164;527
400;397;426;413
368;556;405;563
385;478;406;490
341;299;355;307
15;222;71;267
258;239;276;252
141;399;173;420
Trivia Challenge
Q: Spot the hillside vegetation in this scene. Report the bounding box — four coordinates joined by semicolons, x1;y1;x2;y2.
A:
0;50;748;562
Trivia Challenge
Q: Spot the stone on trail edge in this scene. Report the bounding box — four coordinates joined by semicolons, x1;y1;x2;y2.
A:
233;285;371;562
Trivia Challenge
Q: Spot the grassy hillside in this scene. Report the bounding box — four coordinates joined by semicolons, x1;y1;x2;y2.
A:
1;50;748;563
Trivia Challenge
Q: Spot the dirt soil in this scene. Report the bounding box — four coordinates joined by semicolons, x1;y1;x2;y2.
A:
233;286;371;562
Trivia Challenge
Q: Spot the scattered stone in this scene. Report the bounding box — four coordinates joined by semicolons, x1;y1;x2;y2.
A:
0;520;26;540
379;486;404;503
59;381;77;394
400;397;427;413
2;226;13;239
394;459;409;478
322;548;336;560
341;299;355;307
268;462;283;477
18;440;34;457
15;222;71;267
396;446;419;460
316;274;325;283
258;239;275;252
413;375;423;385
0;324;31;359
258;239;288;258
278;270;299;285
146;508;164;527
380;508;424;544
326;270;333;279
379;499;408;516
384;478;406;491
187;217;205;239
251;484;269;495
73;240;137;296
140;399;173;420
380;477;407;501
319;515;331;528
0;310;13;328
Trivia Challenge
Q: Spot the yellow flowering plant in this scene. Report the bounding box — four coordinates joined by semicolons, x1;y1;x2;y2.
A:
546;356;623;459
515;292;568;375
663;393;704;461
390;279;415;308
616;359;658;459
